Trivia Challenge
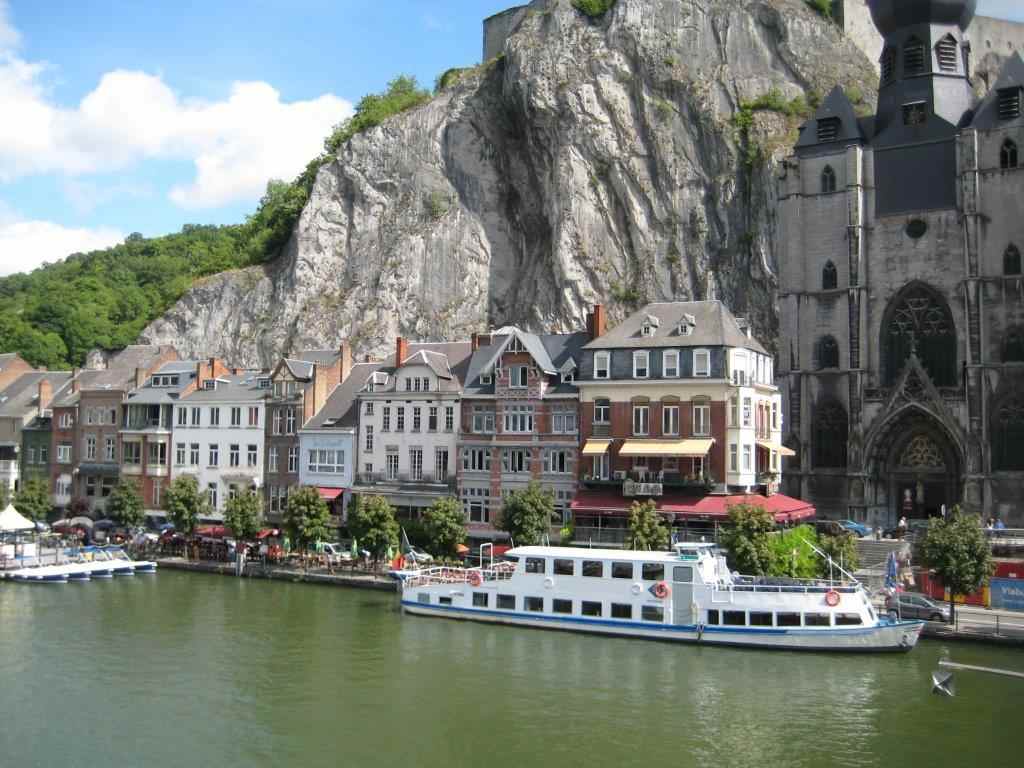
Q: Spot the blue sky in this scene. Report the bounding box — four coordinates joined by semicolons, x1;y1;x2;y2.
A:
0;0;1021;276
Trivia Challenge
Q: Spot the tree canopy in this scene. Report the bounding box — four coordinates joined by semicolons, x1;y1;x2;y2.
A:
282;486;331;552
164;475;208;535
628;499;669;551
719;504;777;576
498;482;554;546
14;478;51;521
107;480;145;529
323;76;431;155
421;496;466;557
224;490;264;544
347;494;399;561
920;509;994;622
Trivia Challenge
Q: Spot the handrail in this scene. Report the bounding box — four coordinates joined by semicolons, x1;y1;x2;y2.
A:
404;561;515;589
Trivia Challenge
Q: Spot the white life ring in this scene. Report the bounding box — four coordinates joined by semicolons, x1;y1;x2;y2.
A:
631;583;642;595
468;571;482;587
543;577;554;589
825;590;840;607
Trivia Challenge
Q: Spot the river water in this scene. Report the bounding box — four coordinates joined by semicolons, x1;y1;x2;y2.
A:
0;572;1015;767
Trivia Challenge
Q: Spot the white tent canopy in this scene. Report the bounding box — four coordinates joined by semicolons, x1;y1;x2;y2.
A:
0;504;35;532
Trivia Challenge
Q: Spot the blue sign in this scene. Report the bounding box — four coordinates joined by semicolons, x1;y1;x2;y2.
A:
990;579;1024;612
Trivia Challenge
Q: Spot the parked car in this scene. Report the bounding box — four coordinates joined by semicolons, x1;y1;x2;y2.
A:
405;546;433;565
837;519;872;538
814;520;849;538
320;542;352;565
885;592;950;622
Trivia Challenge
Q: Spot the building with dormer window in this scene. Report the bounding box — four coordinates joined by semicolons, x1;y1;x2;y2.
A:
458;326;589;539
351;338;472;519
572;303;809;545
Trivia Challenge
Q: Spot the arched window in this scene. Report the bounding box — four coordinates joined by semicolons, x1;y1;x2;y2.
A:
935;35;958;72
812;401;848;468
817;335;840;370
822;261;838;290
1005;244;1022;275
821;165;837;194
993;395;1024;470
1002;139;1019;170
1004;326;1024;363
880;47;895;84
903;36;926;75
882;283;957;387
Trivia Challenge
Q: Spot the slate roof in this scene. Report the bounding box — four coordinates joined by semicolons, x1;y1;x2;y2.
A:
179;372;268;403
583;301;768;354
123;360;201;404
106;345;177;371
0;372;72;418
970;53;1024;131
380;341;474;393
283;359;315;380
304;362;385;430
462;330;589;396
795;86;865;153
297;348;342;365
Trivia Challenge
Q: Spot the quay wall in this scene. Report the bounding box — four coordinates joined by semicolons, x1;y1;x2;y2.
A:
155;558;397;591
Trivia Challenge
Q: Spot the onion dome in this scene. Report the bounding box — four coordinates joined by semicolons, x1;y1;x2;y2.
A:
867;0;977;36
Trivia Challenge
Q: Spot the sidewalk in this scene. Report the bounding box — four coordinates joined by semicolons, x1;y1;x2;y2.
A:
921;604;1024;646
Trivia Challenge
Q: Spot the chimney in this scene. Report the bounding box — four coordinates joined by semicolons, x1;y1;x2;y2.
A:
364;354;374;363
472;332;492;351
396;337;409;366
135;367;146;389
72;368;80;393
38;379;53;411
592;304;606;340
338;341;353;382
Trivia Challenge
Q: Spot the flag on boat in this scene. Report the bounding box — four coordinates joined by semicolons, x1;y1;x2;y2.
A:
400;527;412;554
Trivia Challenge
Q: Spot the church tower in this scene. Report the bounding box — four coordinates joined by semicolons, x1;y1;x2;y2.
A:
777;0;1024;527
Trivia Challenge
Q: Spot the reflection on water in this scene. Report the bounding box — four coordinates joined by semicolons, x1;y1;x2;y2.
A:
0;573;1015;768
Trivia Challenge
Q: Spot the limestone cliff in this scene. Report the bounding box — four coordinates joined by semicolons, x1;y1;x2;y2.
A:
140;0;880;366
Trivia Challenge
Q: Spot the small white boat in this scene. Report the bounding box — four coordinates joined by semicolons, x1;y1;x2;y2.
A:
400;543;923;653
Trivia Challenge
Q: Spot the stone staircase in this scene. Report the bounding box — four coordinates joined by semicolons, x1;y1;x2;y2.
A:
854;539;912;592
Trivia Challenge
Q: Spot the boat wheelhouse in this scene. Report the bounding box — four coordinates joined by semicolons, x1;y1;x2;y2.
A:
400;544;923;652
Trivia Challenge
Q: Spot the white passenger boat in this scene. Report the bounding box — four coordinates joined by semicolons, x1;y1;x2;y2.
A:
400;544;923;653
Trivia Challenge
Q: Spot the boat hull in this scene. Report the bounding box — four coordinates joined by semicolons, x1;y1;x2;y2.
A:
400;600;924;653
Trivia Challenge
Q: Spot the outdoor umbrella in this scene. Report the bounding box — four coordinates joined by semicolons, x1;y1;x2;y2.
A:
158;523;175;533
68;516;94;530
94;519;116;530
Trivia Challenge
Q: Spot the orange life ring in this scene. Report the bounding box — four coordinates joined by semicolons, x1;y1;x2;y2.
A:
653;581;671;599
825;590;840;607
468;571;482;587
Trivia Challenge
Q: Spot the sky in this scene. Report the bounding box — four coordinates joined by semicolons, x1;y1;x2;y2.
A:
0;0;1022;277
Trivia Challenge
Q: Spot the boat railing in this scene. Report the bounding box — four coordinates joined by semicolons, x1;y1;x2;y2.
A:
404;561;516;589
723;575;860;595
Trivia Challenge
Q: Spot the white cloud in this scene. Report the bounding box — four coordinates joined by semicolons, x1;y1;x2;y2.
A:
0;0;19;51
0;4;353;209
0;217;124;276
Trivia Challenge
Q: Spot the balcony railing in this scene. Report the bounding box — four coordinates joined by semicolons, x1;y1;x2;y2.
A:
623;480;663;497
356;472;455;489
582;473;714;492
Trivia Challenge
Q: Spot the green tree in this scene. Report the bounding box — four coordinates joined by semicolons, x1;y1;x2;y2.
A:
282;486;331;554
719;504;776;576
767;524;821;579
421;496;466;557
107;479;145;528
347;494;399;562
13;477;51;521
818;532;860;577
498;481;554;546
628;499;668;551
323;75;431;155
224;490;263;550
920;509;995;623
572;0;617;19
164;475;208;536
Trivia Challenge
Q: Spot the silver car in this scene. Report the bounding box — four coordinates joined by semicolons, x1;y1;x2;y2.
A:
885;592;951;622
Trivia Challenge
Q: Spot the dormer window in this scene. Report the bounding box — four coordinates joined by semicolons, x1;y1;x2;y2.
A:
639;314;659;337
561;371;575;384
935;35;958;73
507;336;525;353
203;380;216;391
998;88;1022;121
480;372;492;385
677;313;695;336
903;36;925;75
257;378;271;389
816;117;840;143
640;323;654;337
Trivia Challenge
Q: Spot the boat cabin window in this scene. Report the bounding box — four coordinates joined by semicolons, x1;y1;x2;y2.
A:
525;557;547;574
723;611;746;626
611;603;633;619
553;599;573;614
641;606;664;622
553;559;574;576
642;563;664;581
582;561;603;578
776;612;801;627
525;597;544;612
473;592;489;607
706;609;720;625
417;593;430;604
439;596;452;606
673;566;693;583
804;613;831;627
582;601;603;617
835;613;862;626
497;594;516;610
611;562;633;579
749;612;773;627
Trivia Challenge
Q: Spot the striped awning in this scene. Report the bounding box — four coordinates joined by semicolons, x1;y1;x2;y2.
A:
618;439;714;457
756;440;796;457
581;439;612;456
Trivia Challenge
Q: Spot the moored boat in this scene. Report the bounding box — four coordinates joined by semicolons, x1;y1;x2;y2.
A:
400;543;923;653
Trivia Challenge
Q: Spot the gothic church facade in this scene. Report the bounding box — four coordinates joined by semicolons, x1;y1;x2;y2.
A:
778;0;1024;527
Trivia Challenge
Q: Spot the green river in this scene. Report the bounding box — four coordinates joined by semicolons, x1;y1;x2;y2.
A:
0;572;1016;767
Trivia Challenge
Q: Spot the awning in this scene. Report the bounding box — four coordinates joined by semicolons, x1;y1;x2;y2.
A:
756;440;797;457
570;490;815;522
317;487;344;501
581;439;612;456
618;439;714;457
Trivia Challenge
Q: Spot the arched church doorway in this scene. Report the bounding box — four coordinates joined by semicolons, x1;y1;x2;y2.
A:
884;415;961;521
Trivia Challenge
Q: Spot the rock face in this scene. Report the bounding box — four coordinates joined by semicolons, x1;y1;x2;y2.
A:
141;0;880;367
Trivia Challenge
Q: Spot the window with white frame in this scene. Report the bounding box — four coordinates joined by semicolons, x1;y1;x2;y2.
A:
57;443;72;463
462;448;490;472
633;350;649;379
412;407;421;432
463;487;490;523
190;443;200;466
229;444;240;467
729;397;738;427
742;444;752;472
364;425;374;453
472;406;495;433
633;404;649;436
231;407;242;427
285;408;296;435
510;365;529;389
104;437;116;461
771;401;779;431
191;407;201;426
269;445;278;473
84;435;97;460
694;349;710;377
288;446;298;473
209;444;219;467
382;406;391;432
502;448;530;473
732;353;747;385
594;352;610;379
428;407;438;432
210;407;220;427
248;407;259;427
445;406;454;432
247;444;258;467
693;404;710;437
123;441;140;465
593;399;610;424
543;449;572;474
742;397;752;427
591;453;609;480
396;407;405;432
175;443;186;465
273;409;282;435
365;401;374;416
663;350;679;378
59;413;73;429
386;451;399;481
551;405;577;434
663;405;680;436
503;404;534;433
729;444;738;472
409;448;423;481
308;449;344;474
208;483;218;511
434;448;449;481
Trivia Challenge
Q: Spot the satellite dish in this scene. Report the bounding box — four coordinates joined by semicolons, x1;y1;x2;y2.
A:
931;669;955;697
